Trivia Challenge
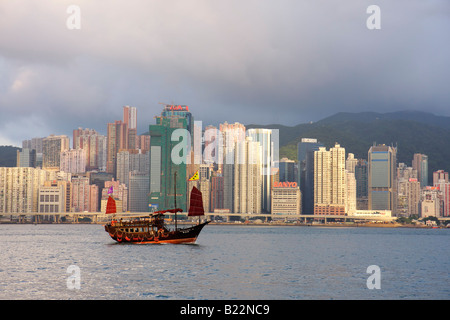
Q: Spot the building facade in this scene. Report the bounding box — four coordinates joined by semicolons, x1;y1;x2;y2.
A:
313;143;347;215
412;153;429;187
297;138;324;214
271;182;301;215
368;144;397;215
149;114;188;212
234;136;261;214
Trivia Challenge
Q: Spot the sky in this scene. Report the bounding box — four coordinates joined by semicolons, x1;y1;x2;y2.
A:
0;0;449;146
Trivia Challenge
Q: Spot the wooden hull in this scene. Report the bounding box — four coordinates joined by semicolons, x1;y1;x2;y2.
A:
105;221;209;244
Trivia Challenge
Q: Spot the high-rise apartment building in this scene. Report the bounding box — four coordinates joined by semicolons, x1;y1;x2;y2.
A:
73;128;107;171
42;135;70;170
412;153;429;187
368;144;397;214
247;128;273;213
434;171;450;217
234;136;261;214
420;187;442;218
123;106;137;129
433;170;449;185
220;122;246;213
0;167;58;213
298;138;324;214
407;178;421;217
60;148;86;174
116;150;149;187
397;163;419;216
106;120;128;176
346;171;357;215
313;143;347;215
71;175;98;212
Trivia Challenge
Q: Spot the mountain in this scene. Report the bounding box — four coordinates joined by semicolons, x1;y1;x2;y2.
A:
247;110;450;182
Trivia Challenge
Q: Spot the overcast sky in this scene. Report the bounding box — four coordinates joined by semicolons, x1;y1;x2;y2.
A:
0;0;449;146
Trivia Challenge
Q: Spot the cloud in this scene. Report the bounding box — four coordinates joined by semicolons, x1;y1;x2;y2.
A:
0;0;449;146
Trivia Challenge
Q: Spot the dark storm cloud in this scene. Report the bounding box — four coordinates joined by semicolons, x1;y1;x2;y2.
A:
0;0;449;145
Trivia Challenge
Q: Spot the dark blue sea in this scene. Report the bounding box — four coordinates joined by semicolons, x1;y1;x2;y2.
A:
0;224;448;300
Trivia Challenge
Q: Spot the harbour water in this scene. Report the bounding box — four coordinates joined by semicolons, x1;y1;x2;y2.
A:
0;224;448;300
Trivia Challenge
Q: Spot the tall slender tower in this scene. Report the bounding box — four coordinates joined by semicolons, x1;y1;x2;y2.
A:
149;112;188;211
246;128;272;213
412;153;429;187
368;144;397;215
42;135;70;170
313;143;347;215
234;136;261;214
220;122;246;212
297;138;324;214
106;120;128;176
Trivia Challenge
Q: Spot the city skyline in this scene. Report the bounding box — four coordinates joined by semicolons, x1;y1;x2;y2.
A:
1;1;450;146
9;102;450;218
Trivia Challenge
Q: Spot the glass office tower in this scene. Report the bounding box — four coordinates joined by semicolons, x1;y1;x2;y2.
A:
368;144;397;215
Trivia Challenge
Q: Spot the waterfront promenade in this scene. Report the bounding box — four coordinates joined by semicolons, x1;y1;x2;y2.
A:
1;211;449;225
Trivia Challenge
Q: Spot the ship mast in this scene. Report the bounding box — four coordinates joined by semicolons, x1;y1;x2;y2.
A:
174;171;178;231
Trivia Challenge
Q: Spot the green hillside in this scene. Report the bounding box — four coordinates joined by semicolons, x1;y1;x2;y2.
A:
248;111;450;183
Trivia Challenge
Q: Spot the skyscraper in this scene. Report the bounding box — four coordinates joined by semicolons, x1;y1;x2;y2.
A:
123;105;137;129
149;113;188;211
368;144;397;214
73;128;107;171
71;175;98;212
313;143;347;215
106;120;128;176
160;104;193;137
42;135;70;170
434;170;450;217
433;170;448;185
210;175;224;212
128;171;150;212
246;128;273;213
219;122;245;212
116;149;149;187
234;136;261;214
278;158;296;183
123;106;137;150
412;153;429;187
355;159;368;210
60;148;86;174
0;167;56;213
297;138;324;214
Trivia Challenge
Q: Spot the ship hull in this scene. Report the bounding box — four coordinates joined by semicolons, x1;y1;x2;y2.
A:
105;221;209;244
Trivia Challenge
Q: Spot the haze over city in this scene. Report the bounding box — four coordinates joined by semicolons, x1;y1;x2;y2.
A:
0;1;449;146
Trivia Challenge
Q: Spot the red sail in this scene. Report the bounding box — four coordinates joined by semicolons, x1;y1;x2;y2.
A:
106;196;116;214
188;186;204;216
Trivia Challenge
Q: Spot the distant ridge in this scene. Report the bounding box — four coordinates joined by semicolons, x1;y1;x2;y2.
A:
247;110;450;182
